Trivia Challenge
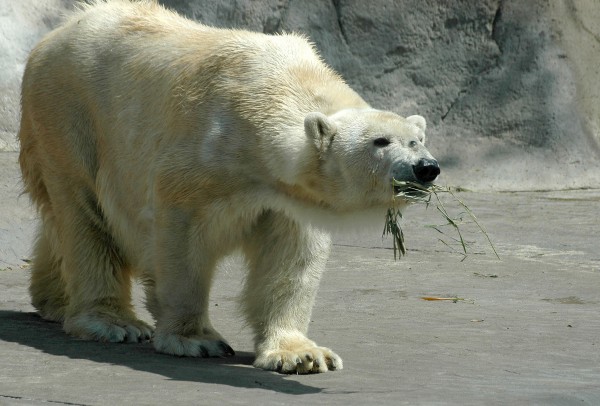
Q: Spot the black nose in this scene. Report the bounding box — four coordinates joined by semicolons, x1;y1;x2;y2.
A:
413;158;440;183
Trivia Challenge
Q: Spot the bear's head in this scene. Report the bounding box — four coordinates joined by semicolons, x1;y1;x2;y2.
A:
303;108;440;211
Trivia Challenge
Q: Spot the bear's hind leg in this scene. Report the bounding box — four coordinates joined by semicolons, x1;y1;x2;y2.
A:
57;190;153;343
241;211;342;374
29;223;68;322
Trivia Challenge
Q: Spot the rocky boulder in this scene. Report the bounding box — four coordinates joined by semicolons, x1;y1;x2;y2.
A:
2;0;598;190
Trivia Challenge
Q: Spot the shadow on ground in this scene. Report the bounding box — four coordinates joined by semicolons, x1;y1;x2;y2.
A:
0;310;321;395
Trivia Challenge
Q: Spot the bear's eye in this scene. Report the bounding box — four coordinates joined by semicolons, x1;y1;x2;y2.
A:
373;137;391;147
408;140;418;148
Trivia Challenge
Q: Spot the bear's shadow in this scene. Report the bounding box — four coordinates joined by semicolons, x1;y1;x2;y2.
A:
0;310;321;395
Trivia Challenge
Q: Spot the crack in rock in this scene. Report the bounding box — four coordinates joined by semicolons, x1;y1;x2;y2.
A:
442;1;504;121
565;0;600;44
0;394;89;406
332;0;349;45
491;1;504;53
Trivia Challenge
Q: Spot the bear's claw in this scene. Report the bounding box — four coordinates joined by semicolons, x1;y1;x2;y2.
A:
219;341;236;357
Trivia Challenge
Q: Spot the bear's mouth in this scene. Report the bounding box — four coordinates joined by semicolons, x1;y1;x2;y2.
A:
393;180;434;200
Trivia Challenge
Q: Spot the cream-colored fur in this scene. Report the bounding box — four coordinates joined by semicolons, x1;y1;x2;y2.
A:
18;0;438;374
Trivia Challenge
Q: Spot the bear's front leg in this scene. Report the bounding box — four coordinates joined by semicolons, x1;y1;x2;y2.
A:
241;211;342;374
150;207;234;358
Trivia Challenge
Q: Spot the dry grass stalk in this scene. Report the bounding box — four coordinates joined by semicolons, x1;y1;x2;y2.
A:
383;181;500;260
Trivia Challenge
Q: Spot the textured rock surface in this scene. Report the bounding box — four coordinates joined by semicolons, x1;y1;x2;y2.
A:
0;0;69;151
1;0;599;190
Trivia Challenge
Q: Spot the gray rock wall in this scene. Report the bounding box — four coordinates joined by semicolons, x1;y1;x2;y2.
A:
1;0;598;190
0;0;68;150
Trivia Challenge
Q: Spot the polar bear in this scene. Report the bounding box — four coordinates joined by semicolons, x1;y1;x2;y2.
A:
18;0;440;374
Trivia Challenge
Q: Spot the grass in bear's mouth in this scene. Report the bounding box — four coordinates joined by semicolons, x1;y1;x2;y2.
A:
384;180;499;261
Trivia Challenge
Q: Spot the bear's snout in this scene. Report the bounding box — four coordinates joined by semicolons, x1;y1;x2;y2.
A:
412;158;440;183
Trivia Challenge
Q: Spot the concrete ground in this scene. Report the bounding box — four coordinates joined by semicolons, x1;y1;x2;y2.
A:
1;151;599;405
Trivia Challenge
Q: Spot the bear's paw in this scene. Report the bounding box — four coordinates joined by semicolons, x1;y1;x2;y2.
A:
153;333;235;358
63;312;154;343
254;345;343;374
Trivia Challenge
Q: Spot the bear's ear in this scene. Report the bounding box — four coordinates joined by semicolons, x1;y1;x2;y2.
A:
406;115;427;143
406;115;426;131
304;112;337;152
